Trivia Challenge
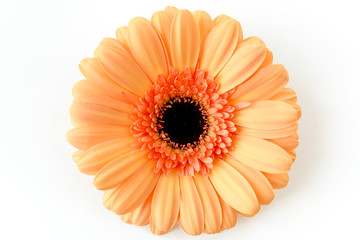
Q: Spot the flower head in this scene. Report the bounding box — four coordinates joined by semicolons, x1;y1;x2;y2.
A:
68;6;301;235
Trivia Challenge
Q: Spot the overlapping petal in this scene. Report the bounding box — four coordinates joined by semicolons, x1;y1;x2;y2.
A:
209;160;259;215
170;10;200;72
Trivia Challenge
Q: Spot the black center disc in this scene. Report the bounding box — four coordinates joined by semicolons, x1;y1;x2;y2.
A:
159;99;207;145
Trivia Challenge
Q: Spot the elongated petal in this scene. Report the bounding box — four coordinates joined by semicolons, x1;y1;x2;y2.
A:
230;64;289;102
120;193;152;226
151;11;172;61
103;185;122;210
219;196;237;231
72;79;103;98
93;150;148;190
165;6;178;17
72;150;83;163
112;161;158;214
70;103;132;126
239;123;298;139
95;38;130;56
151;171;180;233
233;100;297;130
150;215;167;235
67;125;132;151
213;14;231;26
216;40;266;93
179;176;204;236
224;155;274;205
209;160;259;215
199;19;240;77
269;88;297;102
192;10;213;48
96;47;152;96
79;58;128;99
267;133;299;151
262;172;289;189
193;174;222;234
115;26;130;49
259;49;273;68
77;138;135;175
129;17;168;82
231;135;292;173
170;10;200;72
73;94;133;113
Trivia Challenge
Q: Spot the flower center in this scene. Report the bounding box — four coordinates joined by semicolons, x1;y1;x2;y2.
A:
158;98;208;146
131;68;237;176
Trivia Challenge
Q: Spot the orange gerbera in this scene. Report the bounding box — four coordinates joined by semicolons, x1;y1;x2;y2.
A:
68;6;301;235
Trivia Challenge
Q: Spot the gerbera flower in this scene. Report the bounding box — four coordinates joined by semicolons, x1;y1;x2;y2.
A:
68;6;301;235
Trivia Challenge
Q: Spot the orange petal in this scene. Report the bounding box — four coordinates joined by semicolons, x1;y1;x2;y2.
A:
72;150;83;163
96;47;152;96
164;6;178;18
73;94;133;113
67;125;132;151
120;193;152;226
219;196;237;231
209;160;259;215
93;149;148;190
103;185;122;211
269;88;297;102
262;172;289;189
79;58;128;99
199;19;240;77
229;64;289;102
239;122;298;139
259;49;273;68
129;17;168;82
178;176;204;236
193;174;222;234
231;135;292;173
213;14;231;26
72;79;103;98
233;100;297;130
77;137;135;175
170;10;200;72
151;11;172;63
224;155;274;205
149;215;167;235
192;10;213;49
112;161;158;215
267;133;299;151
115;26;130;50
151;171;180;233
216;40;266;93
70;103;132;126
95;38;130;56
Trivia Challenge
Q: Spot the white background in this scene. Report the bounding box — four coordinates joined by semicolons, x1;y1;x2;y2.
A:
1;0;359;239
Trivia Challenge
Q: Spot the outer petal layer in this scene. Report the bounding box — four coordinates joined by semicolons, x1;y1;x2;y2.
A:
224;155;274;205
199;19;240;77
76;137;135;175
179;176;204;236
93;150;148;190
170;10;200;72
216;40;266;93
230;64;289;102
67;125;132;151
233;100;297;130
209;160;259;215
231;135;292;173
151;171;180;233
112;161;158;214
193;174;222;234
129;17;168;82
